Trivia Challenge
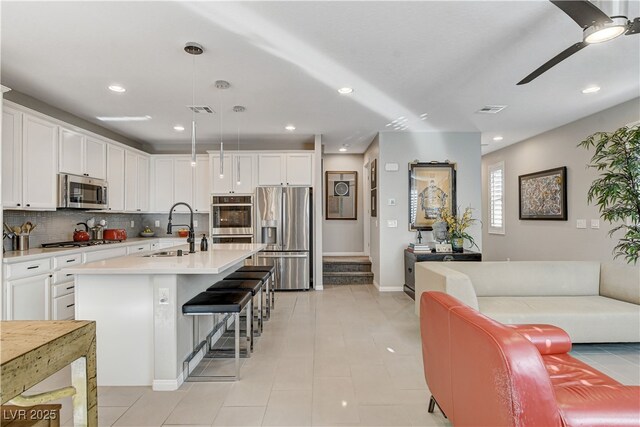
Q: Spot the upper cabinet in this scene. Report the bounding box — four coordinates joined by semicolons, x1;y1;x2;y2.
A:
125;151;150;212
2;106;23;208
194;156;211;212
151;155;210;213
210;153;255;194
257;153;312;186
22;114;59;210
59;128;107;179
106;144;126;211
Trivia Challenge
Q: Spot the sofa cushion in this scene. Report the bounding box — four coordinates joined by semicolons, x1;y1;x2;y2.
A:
555;385;640;427
541;353;620;388
600;262;640;305
478;296;640;343
442;261;601;297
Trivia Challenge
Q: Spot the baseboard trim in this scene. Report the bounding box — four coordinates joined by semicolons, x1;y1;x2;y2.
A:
378;286;404;292
372;280;380;290
152;374;183;391
323;252;366;256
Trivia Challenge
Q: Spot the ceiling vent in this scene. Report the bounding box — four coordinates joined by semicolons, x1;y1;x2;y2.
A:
187;105;215;114
476;105;507;114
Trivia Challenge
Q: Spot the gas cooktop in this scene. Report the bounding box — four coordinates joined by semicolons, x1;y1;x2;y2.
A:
41;240;123;248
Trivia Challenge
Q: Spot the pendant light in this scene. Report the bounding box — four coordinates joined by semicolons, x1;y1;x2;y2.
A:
184;42;203;167
215;80;230;178
233;105;245;185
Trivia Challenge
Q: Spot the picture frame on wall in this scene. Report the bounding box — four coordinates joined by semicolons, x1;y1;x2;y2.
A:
325;171;358;220
371;159;377;189
519;166;567;220
371;188;377;217
408;162;456;231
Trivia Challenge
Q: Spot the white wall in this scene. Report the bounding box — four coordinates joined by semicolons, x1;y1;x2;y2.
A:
322;154;364;254
373;131;482;290
481;98;640;263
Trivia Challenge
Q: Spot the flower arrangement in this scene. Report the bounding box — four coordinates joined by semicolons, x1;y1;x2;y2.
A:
440;207;479;250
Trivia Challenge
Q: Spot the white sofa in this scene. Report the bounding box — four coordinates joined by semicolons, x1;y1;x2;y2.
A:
414;261;640;343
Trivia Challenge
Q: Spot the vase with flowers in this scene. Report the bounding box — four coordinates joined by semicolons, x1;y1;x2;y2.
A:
440;207;478;253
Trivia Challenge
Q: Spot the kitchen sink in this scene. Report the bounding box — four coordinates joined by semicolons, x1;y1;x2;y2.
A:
142;250;188;257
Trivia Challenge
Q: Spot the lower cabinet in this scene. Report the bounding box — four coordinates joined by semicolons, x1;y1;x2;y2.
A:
52;292;75;320
6;273;50;320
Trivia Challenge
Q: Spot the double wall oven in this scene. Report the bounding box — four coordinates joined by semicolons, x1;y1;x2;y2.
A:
210;195;253;243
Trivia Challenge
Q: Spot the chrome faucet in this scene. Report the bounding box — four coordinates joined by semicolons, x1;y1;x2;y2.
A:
167;202;196;253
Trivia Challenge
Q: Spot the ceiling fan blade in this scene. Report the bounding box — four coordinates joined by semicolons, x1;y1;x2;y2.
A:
517;41;588;85
550;0;612;28
625;17;640;35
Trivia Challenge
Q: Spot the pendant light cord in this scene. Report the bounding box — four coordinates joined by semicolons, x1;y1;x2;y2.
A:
191;53;196;166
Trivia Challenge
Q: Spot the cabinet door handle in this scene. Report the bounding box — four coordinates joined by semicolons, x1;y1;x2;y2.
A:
66;303;75;308
26;204;31;207
17;203;21;207
27;265;40;270
408;268;412;273
66;258;77;263
66;285;74;290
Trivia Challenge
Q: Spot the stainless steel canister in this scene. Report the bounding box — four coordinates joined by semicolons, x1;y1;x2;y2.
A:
13;235;29;251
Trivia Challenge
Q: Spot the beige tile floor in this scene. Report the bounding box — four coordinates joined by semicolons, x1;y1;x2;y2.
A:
27;284;639;426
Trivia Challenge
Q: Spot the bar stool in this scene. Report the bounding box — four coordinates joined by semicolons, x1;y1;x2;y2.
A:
225;271;272;321
182;290;252;381
207;279;264;344
237;265;276;315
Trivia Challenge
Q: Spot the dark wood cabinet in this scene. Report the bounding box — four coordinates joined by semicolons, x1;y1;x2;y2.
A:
404;249;481;299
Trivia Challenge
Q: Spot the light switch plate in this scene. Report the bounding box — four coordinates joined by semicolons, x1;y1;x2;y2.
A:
155;220;160;227
130;220;135;228
388;198;396;206
159;288;169;305
385;163;399;171
590;219;600;229
194;220;198;227
387;220;398;228
576;219;587;229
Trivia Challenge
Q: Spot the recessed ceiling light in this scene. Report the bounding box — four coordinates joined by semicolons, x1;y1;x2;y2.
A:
338;87;354;95
419;113;428;120
493;136;504;141
108;85;126;93
96;115;151;122
285;125;296;131
173;125;185;131
582;86;601;94
339;147;347;152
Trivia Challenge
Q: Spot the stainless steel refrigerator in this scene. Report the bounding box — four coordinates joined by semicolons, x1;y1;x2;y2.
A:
254;186;311;290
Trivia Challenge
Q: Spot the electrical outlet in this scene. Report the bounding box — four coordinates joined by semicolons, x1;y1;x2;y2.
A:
387;219;398;228
194;220;198;227
576;219;587;229
388;198;396;206
155;220;160;227
130;220;135;228
159;288;169;305
590;219;600;229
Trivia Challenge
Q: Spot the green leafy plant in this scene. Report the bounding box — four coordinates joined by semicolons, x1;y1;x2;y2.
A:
440;206;479;249
578;124;640;264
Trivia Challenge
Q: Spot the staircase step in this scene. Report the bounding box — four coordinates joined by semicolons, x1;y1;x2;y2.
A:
323;256;372;273
323;271;373;285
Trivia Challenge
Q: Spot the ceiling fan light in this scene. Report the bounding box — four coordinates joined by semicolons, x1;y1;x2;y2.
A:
584;18;627;43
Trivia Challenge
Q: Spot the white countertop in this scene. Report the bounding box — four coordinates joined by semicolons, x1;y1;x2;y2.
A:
65;243;266;275
2;237;189;263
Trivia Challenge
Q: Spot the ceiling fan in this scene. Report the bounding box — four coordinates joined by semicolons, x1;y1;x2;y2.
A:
517;0;640;85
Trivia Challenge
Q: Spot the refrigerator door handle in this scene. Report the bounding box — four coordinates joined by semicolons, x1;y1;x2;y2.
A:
258;253;308;258
280;189;286;249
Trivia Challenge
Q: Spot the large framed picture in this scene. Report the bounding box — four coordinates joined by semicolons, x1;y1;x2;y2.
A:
519;166;567;220
409;162;456;230
371;159;377;189
325;171;357;220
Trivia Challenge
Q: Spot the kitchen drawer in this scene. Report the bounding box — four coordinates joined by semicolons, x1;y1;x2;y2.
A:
52;293;75;320
54;253;82;269
126;243;151;255
83;246;127;263
5;257;52;280
52;281;75;298
52;268;75;285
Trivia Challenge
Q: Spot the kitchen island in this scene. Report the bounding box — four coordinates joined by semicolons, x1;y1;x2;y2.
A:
65;243;265;391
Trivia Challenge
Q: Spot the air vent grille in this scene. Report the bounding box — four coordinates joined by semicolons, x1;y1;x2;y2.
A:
476;105;507;114
187;105;215;114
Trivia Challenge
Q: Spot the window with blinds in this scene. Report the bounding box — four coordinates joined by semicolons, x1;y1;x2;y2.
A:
488;161;505;234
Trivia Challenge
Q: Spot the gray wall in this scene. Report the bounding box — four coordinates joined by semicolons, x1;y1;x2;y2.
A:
369;131;482;290
481;98;640;263
364;136;380;285
322;154;364;254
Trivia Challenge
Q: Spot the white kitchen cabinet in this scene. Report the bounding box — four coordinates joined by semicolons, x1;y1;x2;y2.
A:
83;246;127;263
22;114;58;209
7;274;50;320
59;129;107;179
173;158;194;212
153;157;175;212
125;151;150;212
126;243;152;255
52;293;75;320
2;106;23;208
194;156;211;212
285;153;313;186
107;144;126;211
257;153;313;187
211;153;255;194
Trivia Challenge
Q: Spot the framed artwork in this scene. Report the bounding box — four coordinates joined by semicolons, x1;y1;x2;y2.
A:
371;159;377;189
409;162;456;230
519;166;567;220
371;188;377;217
325;171;357;220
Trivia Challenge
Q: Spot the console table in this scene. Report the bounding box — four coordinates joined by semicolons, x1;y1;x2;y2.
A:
404;249;481;299
1;321;97;426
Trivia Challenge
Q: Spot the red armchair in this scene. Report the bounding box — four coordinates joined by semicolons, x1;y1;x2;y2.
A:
420;291;640;427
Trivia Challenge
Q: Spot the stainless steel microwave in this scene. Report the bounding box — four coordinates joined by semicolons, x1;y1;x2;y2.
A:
58;173;108;209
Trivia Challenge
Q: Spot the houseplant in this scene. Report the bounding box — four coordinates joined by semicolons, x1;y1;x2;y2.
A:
440;206;478;252
578;123;640;264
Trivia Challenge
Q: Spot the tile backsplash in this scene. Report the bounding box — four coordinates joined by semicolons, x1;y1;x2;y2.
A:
3;210;210;251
